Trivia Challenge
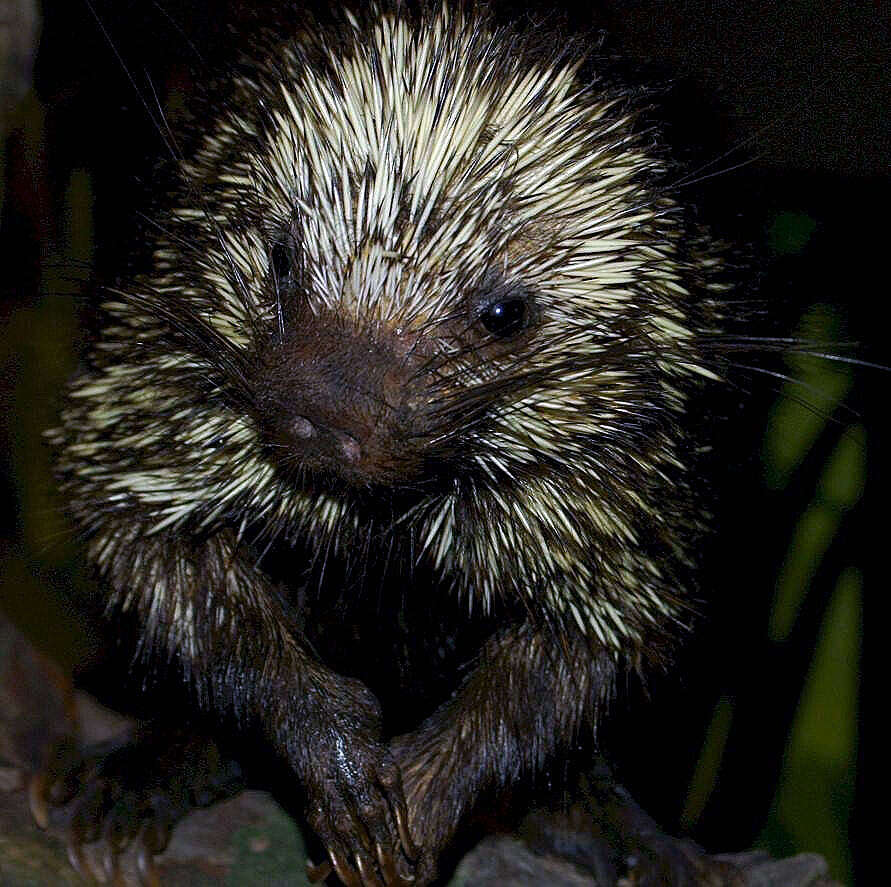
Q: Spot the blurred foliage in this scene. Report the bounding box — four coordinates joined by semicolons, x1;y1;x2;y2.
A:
676;298;862;885
681;696;733;829
754;304;860;881
1;85;95;670
766;211;818;258
764;566;859;882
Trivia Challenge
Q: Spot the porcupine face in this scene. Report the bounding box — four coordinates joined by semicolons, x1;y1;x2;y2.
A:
211;14;695;460
113;6;715;644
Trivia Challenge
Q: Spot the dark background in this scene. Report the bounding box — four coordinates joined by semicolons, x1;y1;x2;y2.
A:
2;1;887;883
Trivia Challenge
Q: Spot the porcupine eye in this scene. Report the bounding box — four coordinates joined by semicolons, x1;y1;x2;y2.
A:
478;287;531;338
270;240;292;286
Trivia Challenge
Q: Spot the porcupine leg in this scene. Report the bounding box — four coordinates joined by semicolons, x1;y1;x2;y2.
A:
34;526;415;887
391;624;741;886
29;723;243;883
390;622;609;883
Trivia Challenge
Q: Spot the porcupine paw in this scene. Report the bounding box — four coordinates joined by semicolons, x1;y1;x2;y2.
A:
622;832;745;887
386;732;450;887
298;674;419;886
303;732;419;887
28;725;243;885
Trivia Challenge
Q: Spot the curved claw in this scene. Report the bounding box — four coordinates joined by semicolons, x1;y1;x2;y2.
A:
101;842;122;886
331;849;363;887
27;772;50;829
356;850;385;887
66;837;102;884
376;841;398;884
375;841;416;886
391;800;417;863
306;858;333;883
373;759;416;864
136;833;162;887
91;846;109;884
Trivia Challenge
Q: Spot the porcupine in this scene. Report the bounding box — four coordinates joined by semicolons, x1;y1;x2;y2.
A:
37;2;742;884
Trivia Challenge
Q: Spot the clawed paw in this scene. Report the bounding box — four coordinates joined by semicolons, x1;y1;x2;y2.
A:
303;738;420;886
28;728;242;886
28;736;170;885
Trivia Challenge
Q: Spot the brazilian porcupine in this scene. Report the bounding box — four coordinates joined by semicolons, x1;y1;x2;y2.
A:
42;2;739;884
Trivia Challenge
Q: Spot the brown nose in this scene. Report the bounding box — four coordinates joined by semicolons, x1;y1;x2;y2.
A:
255;313;429;486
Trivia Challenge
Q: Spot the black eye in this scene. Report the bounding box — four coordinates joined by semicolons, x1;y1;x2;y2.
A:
270;240;292;284
479;296;528;338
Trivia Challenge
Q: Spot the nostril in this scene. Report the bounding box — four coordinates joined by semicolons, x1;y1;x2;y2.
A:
289;416;361;464
336;432;361;464
292;416;315;439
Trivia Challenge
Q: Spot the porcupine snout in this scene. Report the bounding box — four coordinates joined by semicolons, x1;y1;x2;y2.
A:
254;310;430;487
